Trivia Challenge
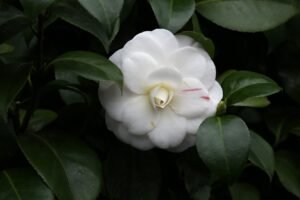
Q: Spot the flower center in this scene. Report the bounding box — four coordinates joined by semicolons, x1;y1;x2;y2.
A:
150;85;174;109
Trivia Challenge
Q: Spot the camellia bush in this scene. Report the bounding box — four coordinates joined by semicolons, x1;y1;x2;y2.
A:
1;0;300;199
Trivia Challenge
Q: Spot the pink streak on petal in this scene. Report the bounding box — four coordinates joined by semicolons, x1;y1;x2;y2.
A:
182;88;202;92
201;96;210;100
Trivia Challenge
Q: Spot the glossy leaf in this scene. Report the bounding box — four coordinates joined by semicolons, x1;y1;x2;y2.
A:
51;0;116;52
51;51;123;86
18;133;102;200
20;0;56;18
249;132;274;179
0;43;14;55
78;0;123;36
221;71;281;107
149;0;195;33
0;64;31;118
0;168;55;200
178;149;211;200
20;109;57;132
196;115;250;182
180;31;215;58
196;0;300;32
104;143;161;200
230;183;260;200
275;151;300;198
0;4;31;43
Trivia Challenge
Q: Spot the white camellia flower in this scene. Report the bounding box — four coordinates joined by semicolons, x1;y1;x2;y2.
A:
99;29;223;152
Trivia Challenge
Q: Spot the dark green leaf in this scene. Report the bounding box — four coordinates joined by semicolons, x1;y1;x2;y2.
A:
275;151;300;198
105;143;161;200
196;115;250;182
121;0;136;21
51;0;118;52
18;133;102;200
149;0;195;33
78;0;123;36
20;0;56;18
178;149;211;200
0;43;14;55
233;97;270;108
21;109;57;132
0;4;31;43
230;183;260;200
0;117;18;166
180;31;215;58
249;132;274;179
0;64;31;119
0;168;55;200
196;0;300;32
51;51;123;86
221;71;281;107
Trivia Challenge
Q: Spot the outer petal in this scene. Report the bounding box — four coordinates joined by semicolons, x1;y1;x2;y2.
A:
109;48;123;69
146;67;182;90
170;78;211;118
209;81;223;105
168;135;196;152
148;109;186;149
122;95;159;135
122;52;158;94
122;31;166;64
150;29;179;52
175;35;200;48
168;46;216;88
106;116;154;150
185;117;204;134
99;84;132;121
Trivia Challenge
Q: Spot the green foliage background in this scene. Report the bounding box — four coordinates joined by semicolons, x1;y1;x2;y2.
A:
1;0;300;199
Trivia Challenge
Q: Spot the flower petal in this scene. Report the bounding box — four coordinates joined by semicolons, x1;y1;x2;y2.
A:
106;115;154;150
168;135;196;152
122;95;159;135
171;78;211;118
185;117;204;134
122;52;158;94
99;85;132;121
147;67;182;90
175;35;200;48
168;46;216;88
122;31;166;63
148;109;186;149
209;81;223;105
109;49;123;69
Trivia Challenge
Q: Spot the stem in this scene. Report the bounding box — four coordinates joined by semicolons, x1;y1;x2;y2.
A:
20;15;45;133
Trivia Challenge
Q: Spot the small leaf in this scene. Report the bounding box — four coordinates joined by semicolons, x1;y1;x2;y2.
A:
196;0;300;32
221;71;281;107
0;168;55;200
51;51;123;86
21;109;58;132
178;149;211;200
18;132;102;200
249;132;274;179
180;31;215;58
196;115;250;182
20;0;56;18
229;183;260;200
0;64;31;119
105;143;161;200
275;151;300;198
51;0;116;52
0;4;31;43
78;0;123;36
0;43;14;55
233;97;270;108
149;0;195;33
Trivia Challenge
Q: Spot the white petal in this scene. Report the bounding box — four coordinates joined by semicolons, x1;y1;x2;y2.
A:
146;67;182;90
109;48;123;69
122;31;166;64
168;135;196;152
122;95;159;135
185;117;205;134
122;52;158;94
150;29;178;52
175;35;200;48
170;78;211;118
168;46;216;88
99;84;132;121
148;109;186;149
209;81;223;105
